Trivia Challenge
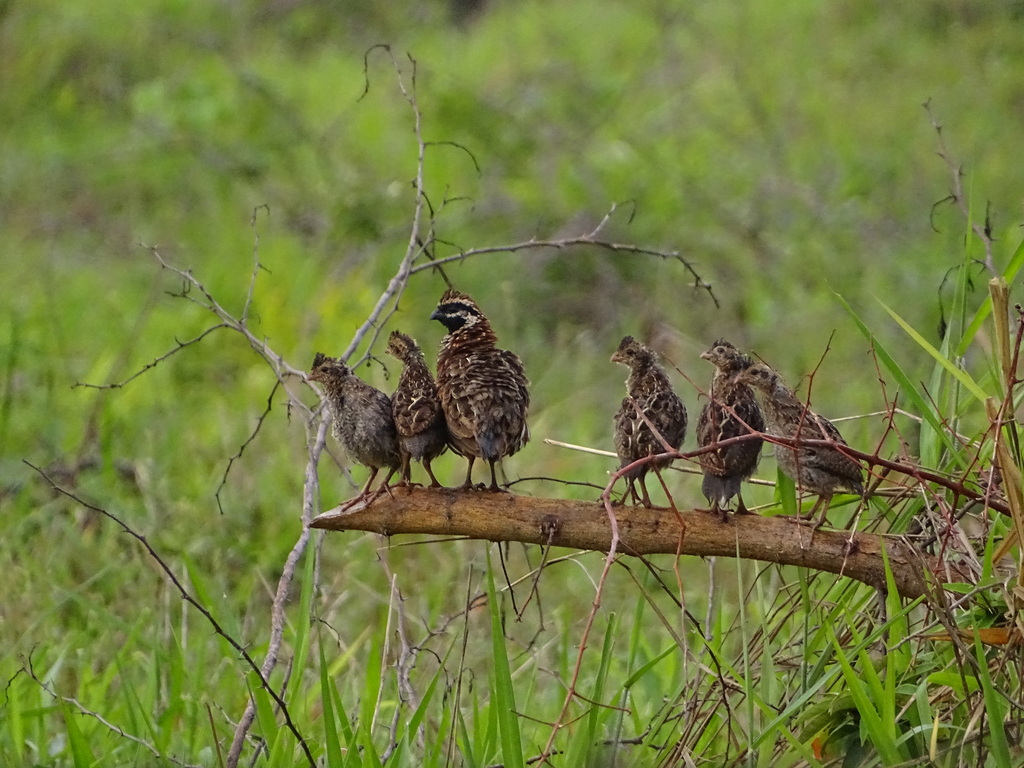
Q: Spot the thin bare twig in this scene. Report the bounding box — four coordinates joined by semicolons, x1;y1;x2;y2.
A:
924;100;996;276
73;324;230;390
243;205;271;324
21;652;203;768
215;379;281;515
409;226;719;310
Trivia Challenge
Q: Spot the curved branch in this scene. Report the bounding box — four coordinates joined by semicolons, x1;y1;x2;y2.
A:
310;488;972;600
409;233;718;308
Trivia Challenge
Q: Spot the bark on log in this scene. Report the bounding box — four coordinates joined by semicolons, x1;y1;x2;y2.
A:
310;487;970;600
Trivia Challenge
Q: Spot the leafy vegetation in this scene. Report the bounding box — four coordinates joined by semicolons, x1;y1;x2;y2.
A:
4;0;1024;765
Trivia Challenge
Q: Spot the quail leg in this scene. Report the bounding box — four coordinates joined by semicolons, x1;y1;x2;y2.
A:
423;458;442;488
486;458;507;492
457;457;476;490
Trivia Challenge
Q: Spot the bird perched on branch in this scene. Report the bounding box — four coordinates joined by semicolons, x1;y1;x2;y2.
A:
309;353;401;507
734;361;863;527
611;336;688;507
385;330;448;487
696;339;764;515
430;288;530;491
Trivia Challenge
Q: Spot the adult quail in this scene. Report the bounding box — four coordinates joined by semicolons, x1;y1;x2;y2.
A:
309;352;401;507
696;339;764;515
734;361;863;527
384;330;448;487
611;335;688;507
430;288;530;491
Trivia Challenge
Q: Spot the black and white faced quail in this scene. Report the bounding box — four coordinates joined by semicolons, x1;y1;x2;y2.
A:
430;289;530;491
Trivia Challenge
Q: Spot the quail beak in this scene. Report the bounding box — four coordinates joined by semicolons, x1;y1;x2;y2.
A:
610;351;624;364
429;308;442;321
699;350;712;361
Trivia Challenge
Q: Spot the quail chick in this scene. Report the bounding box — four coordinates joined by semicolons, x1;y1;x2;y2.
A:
696;339;764;515
734;361;863;527
611;336;688;507
385;330;448;487
309;353;401;507
430;289;530;491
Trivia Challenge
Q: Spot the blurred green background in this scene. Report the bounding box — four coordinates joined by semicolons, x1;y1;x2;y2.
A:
3;0;1024;763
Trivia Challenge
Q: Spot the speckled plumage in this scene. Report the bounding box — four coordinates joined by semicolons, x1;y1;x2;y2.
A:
431;289;530;491
611;336;688;507
309;352;401;506
696;340;764;514
735;361;863;526
385;330;448;487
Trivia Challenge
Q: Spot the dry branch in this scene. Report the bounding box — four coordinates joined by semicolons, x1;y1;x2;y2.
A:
311;488;973;600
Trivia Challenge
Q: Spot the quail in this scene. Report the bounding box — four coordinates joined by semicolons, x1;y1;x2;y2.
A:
734;361;863;527
309;352;401;507
611;335;688;507
696;339;764;515
384;330;448;487
430;288;530;491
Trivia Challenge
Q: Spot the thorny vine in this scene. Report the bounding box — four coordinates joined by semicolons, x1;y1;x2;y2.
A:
17;652;203;768
26;462;319;768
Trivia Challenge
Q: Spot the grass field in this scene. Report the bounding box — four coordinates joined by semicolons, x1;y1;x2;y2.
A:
4;1;1024;765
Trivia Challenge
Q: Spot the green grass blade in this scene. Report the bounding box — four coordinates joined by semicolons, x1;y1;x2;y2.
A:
882;550;899;731
5;672;25;765
485;549;525;768
457;707;479;768
972;633;1012;766
1003;236;1024;282
568;614;616;766
360;716;385;768
318;639;344;768
359;627;384;741
827;624;902;766
248;671;281;759
837;293;956;465
57;697;95;768
879;300;988;403
288;545;316;713
623;644;675;689
962;237;1024;354
776;467;797;517
182;555;241;641
407;646;447;737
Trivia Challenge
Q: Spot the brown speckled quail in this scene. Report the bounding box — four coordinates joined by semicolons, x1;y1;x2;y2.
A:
385;330;448;487
611;336;688;507
735;361;863;527
430;289;530;491
309;352;401;507
696;340;764;516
